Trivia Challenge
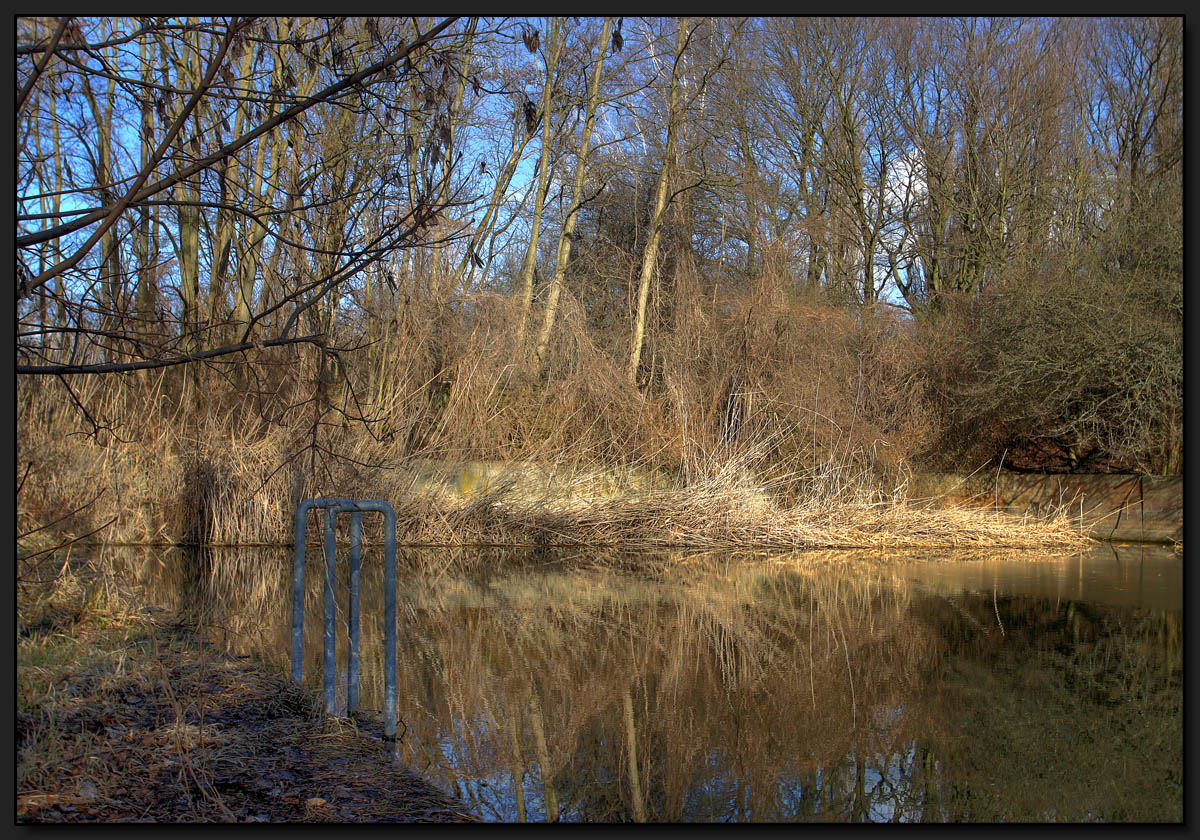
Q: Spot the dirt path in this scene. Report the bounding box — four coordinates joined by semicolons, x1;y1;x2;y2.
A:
18;616;477;823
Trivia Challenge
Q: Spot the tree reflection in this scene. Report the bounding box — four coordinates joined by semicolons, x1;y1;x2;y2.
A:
126;544;1184;822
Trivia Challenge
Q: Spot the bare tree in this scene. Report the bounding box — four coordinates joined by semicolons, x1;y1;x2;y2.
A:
533;18;616;373
513;18;566;353
627;17;690;385
17;15;463;377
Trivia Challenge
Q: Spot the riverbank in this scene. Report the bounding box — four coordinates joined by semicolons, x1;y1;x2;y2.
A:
16;554;476;823
18;367;1096;551
379;476;1095;550
19;447;1094;551
911;472;1182;545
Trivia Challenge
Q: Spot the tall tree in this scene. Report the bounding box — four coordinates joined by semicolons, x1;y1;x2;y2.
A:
513;18;565;353
534;17;616;373
627;17;689;385
17;15;464;376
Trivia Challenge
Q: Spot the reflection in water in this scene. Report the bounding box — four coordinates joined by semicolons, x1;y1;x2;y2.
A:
893;543;1182;610
122;543;1181;822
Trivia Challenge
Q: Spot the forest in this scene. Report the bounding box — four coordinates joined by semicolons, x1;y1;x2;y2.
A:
16;16;1183;546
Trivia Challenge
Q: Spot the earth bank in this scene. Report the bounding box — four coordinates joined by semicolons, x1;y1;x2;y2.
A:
16;560;476;824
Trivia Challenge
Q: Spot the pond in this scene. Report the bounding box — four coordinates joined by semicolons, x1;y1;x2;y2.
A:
118;541;1182;822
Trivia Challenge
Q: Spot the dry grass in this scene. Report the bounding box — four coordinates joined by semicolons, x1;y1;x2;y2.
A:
17;380;1090;551
368;439;1090;550
16;289;1090;552
377;479;1089;550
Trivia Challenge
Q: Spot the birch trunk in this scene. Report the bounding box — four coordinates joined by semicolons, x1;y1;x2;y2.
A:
628;18;688;385
533;18;615;373
513;19;564;353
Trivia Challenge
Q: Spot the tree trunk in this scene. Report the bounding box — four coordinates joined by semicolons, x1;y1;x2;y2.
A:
514;19;564;354
623;689;646;821
534;18;614;373
133;34;158;340
628;18;688;385
528;690;558;821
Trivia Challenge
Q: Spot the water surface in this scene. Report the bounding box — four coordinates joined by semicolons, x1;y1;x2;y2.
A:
120;542;1182;822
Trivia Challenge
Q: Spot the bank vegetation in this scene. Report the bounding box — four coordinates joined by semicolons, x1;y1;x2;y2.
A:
16;16;1180;551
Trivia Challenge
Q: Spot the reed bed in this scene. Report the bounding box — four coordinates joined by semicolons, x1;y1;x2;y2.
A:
377;475;1090;551
17;293;1091;553
18;413;1090;550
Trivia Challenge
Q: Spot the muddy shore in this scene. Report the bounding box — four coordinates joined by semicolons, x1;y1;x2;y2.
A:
17;591;477;824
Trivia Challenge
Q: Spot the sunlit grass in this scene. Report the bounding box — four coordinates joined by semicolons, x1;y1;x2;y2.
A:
18;338;1091;552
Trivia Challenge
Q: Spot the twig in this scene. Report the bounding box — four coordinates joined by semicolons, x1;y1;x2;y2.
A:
993;587;1005;637
157;660;238;821
17;461;34;498
18;515;117;566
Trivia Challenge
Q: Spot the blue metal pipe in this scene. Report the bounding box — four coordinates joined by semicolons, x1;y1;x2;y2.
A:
322;505;339;714
290;498;317;683
381;502;397;741
347;510;361;714
290;498;398;739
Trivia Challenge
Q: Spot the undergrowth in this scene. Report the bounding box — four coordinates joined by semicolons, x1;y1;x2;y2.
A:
17;291;1089;551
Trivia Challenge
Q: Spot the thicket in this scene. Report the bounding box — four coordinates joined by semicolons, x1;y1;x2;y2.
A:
14;283;948;545
920;184;1183;476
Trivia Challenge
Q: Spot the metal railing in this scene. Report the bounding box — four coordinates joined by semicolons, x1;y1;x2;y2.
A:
291;498;397;740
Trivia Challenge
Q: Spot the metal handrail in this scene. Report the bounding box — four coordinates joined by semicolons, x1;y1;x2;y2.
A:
291;498;397;740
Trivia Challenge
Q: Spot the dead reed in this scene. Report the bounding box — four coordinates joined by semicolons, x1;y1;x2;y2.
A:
373;454;1091;550
17;290;1090;552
